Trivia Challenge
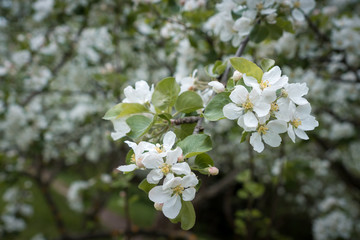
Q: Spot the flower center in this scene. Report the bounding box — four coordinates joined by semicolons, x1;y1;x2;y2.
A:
256;3;264;10
271;102;279;112
294;1;301;8
281;89;288;98
260;80;270;90
291;118;302;128
155;144;164;153
130;154;136;163
242;98;254;110
172;185;184;195
257;125;269;135
160;163;171;174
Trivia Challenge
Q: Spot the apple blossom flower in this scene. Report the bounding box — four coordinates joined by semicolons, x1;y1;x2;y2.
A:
232;70;243;81
286;103;319;142
122;80;154;104
148;174;199;219
116;140;154;172
223;85;271;128
148;131;178;157
143;147;191;184
250;119;287;153
291;0;316;22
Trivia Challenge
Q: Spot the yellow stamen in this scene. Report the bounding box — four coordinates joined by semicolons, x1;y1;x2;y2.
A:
130;154;136;163
160;163;171;174
257;125;269;135
173;185;184;195
260;80;270;90
242;98;254;110
155;144;163;153
271;102;279;112
256;3;264;10
291;118;302;128
294;1;301;8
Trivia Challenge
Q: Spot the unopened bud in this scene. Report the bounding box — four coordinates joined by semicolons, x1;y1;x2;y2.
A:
232;70;243;81
154;203;163;211
208;81;225;93
177;154;184;162
207;166;219;176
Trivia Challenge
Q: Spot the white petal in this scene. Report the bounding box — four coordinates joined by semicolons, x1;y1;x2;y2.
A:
223;103;243;120
287;83;308;98
263;132;282;147
230;85;249;105
250;132;264;153
117;164;137;172
182;174;199;188
295;104;312;118
124;140;137;150
295;128;309;140
254;102;271;117
262;66;281;84
166;147;182;165
300;0;316;14
172;162;191;176
267;120;287;133
149;186;171;203
299;116;318;131
111;131;127;141
292;97;309;105
142;154;164;169
182;188;196;201
163;195;181;219
244;111;258;128
147;169;163;184
287;125;296;143
292;9;305;21
243;74;258;89
163;131;176;151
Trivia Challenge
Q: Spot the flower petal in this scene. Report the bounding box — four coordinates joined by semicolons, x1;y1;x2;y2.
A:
254;102;270;117
147;169;163;184
142;154;164;169
263;132;282;147
263;66;281;84
182;174;199;188
287;125;296;143
166;147;182;165
163;131;176;151
223;103;243;120
250;132;264;153
117;164;137;172
267;120;287;133
172;162;191;176
149;186;171;203
244;111;258;128
163;195;181;219
295;128;309;140
299;116;319;131
230;85;249;105
182;188;196;201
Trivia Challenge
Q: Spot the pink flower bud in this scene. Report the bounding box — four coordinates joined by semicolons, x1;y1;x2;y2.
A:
177;154;184;162
207;166;219;176
154;203;163;211
208;81;225;93
232;70;243;81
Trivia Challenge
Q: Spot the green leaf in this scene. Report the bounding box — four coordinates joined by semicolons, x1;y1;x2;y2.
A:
249;24;269;43
175;91;203;114
267;24;283;40
126;115;153;139
194;153;214;168
230;57;263;82
152;77;180;111
175;123;197;140
226;78;235;90
180;201;196;230
244;182;265;198
212;60;226;75
260;58;275;72
203;92;231;121
138;179;157;193
177;134;212;158
158;113;172;123
237;190;249;199
240;131;249;143
103;103;150;120
276;17;294;33
236;170;251;182
125;149;134;165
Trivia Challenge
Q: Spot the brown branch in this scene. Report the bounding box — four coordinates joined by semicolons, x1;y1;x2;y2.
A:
171;116;201;125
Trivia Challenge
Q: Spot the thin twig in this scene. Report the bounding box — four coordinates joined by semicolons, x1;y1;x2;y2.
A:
171;116;201;125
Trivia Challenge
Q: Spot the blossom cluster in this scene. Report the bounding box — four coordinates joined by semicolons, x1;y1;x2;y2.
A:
223;64;318;153
204;0;316;47
117;131;199;219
